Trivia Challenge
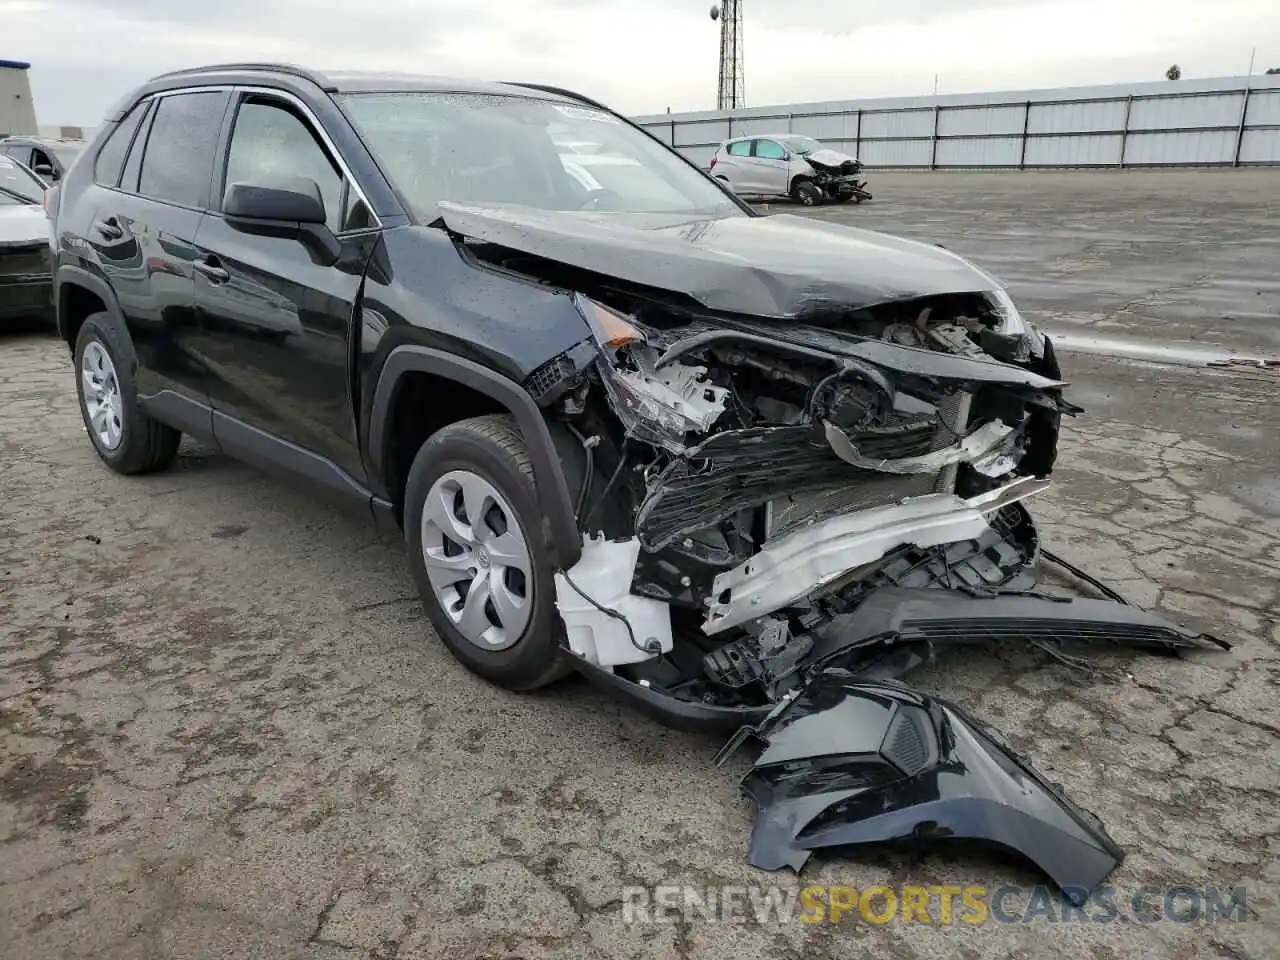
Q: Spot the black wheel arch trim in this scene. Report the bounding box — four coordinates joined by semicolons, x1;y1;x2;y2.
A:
55;265;127;348
369;345;582;569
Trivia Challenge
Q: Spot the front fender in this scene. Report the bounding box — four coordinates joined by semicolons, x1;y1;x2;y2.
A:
742;673;1123;905
367;345;582;569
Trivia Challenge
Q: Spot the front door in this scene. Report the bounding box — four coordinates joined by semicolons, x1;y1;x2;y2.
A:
191;91;379;490
751;139;791;197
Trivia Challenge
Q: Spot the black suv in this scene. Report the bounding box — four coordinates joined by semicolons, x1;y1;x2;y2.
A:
51;63;1217;898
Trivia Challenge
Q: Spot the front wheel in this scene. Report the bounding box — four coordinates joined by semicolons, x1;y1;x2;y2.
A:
791;179;824;206
403;414;570;691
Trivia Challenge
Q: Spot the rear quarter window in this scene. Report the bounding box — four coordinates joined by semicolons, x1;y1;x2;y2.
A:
93;104;149;187
727;140;752;157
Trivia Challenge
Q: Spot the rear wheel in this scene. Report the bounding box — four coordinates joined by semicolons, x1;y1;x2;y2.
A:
791;178;823;206
404;414;570;691
73;312;180;475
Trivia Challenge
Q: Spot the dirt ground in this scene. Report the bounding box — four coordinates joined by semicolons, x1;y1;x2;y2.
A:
1;170;1278;959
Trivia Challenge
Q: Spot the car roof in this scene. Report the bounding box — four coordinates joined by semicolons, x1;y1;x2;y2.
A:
723;133;810;143
0;136;86;147
106;63;603;121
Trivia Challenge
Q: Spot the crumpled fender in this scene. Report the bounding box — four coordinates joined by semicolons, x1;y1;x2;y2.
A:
740;672;1123;905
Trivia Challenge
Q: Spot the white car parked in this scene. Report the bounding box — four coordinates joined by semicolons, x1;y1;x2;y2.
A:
707;134;872;206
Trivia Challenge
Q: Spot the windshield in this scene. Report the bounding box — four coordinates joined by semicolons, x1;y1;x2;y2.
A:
781;136;822;156
0;156;44;204
337;91;742;218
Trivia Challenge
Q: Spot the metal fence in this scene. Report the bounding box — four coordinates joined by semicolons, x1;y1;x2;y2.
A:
634;75;1280;170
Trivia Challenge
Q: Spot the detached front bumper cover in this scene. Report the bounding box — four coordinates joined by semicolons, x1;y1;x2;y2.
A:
739;672;1124;905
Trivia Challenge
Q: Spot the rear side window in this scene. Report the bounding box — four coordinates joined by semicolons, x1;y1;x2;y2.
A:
94;103;148;187
138;91;228;208
727;140;751;157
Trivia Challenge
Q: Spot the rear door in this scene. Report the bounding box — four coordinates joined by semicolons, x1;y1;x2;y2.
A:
89;89;230;413
190;89;380;490
719;139;756;192
752;139;790;196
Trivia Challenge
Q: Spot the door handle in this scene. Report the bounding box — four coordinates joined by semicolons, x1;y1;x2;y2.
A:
93;218;123;240
193;258;230;284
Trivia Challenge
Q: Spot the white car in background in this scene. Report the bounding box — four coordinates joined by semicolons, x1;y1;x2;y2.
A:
707;134;872;206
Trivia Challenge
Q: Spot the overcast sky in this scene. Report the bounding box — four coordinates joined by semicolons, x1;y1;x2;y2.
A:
6;0;1278;126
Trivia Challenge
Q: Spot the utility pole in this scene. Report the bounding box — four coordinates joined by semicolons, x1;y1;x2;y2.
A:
711;2;745;111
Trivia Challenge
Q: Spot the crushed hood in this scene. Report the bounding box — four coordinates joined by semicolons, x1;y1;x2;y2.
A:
436;202;1001;319
804;148;858;170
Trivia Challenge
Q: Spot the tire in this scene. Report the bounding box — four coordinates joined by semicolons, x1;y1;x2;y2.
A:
403;414;570;691
73;312;181;475
791;178;823;206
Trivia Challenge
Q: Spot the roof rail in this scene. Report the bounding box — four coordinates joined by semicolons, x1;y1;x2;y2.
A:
505;82;613;113
148;63;337;92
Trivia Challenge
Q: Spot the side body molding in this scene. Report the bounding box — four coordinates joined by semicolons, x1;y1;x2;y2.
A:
368;345;583;569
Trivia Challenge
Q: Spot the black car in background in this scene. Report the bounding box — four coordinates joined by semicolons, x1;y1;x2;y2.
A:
47;63;1224;902
0;136;85;183
0;155;52;323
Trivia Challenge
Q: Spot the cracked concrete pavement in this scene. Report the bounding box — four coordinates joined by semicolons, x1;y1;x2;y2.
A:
2;171;1278;959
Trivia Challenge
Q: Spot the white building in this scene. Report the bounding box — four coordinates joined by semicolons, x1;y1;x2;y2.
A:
0;59;39;138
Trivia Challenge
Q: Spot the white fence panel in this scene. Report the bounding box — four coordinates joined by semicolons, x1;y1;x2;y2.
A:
1128;92;1244;131
1245;90;1280;125
937;105;1025;137
1025;134;1123;166
1124;129;1235;165
1239;128;1280;163
858;139;932;167
859;109;935;140
632;76;1280;169
936;136;1023;166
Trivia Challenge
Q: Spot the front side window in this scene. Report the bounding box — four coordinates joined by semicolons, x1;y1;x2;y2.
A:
137;91;228;207
338;91;742;218
223;98;347;234
754;139;786;160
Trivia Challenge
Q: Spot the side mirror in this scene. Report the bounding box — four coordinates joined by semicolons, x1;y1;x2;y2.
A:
33;163;55;178
223;178;340;266
224;179;326;224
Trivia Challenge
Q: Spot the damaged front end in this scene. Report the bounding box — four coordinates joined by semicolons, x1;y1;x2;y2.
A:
445;207;1227;904
803;149;872;203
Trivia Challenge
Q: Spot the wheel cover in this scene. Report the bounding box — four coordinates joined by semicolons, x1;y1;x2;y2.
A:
420;469;534;651
81;341;123;451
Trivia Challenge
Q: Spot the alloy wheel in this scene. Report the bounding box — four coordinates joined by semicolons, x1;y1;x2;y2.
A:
420;469;533;651
81;341;124;451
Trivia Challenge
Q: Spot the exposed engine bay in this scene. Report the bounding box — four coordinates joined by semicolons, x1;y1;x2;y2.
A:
801;150;872;204
437;202;1230;906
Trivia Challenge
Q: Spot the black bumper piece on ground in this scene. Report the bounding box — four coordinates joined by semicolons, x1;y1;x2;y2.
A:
740;673;1125;905
810;585;1229;667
